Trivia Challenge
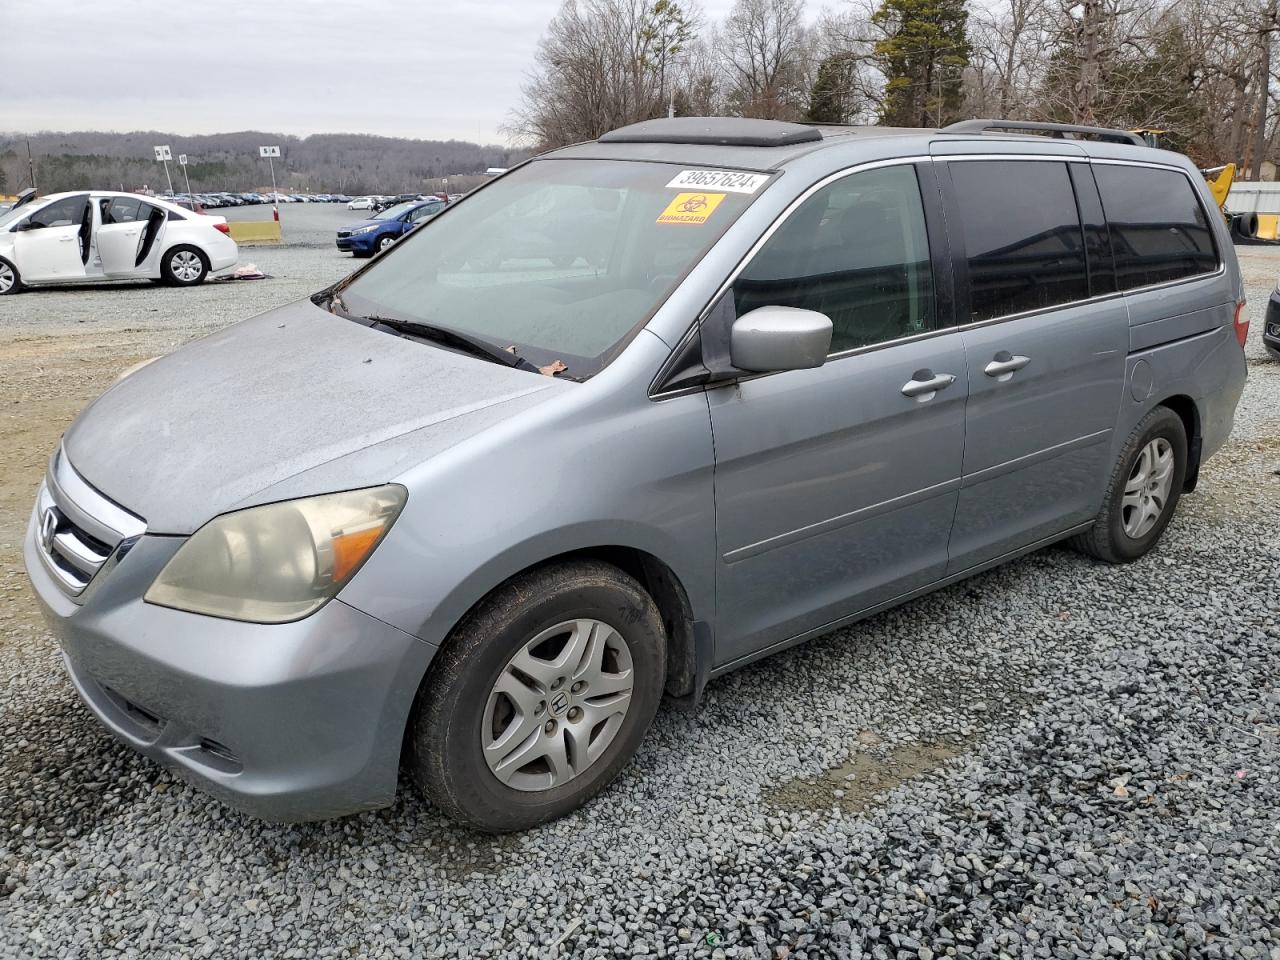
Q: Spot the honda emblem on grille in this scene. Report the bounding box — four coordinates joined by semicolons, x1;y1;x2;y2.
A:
40;508;59;553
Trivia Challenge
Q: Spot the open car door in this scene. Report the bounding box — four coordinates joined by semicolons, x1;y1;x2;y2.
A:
13;194;92;283
97;197;160;277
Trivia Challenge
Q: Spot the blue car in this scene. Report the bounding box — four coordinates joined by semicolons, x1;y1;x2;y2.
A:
335;199;445;257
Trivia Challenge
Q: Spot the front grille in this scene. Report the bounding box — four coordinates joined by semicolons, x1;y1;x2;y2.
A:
336;230;351;239
36;450;146;600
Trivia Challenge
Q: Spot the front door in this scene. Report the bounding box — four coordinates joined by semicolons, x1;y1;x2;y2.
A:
14;194;92;282
939;158;1128;572
708;162;966;667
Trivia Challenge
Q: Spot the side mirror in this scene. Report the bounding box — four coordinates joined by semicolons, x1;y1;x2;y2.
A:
730;305;833;373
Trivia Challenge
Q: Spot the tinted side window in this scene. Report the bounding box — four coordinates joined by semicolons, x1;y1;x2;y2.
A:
1094;165;1217;290
950;161;1088;321
103;197;144;224
27;196;88;229
732;165;935;353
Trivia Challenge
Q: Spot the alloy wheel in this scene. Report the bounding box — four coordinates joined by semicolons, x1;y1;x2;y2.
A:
0;262;13;293
170;250;203;282
482;618;635;792
1121;437;1174;539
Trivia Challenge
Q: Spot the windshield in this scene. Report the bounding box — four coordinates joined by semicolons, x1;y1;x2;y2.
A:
371;201;420;220
338;158;768;377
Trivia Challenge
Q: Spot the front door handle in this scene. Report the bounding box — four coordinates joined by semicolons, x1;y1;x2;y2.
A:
58;236;77;242
901;370;957;402
984;352;1030;382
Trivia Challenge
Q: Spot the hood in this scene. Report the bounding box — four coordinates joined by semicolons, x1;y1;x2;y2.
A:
341;218;385;232
63;299;563;534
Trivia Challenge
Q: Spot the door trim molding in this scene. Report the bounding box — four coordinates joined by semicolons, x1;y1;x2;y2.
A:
722;475;962;565
960;428;1112;489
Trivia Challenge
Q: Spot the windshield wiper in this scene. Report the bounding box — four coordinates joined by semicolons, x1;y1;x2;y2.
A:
361;314;542;373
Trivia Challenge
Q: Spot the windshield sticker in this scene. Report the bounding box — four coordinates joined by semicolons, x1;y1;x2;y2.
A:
666;170;769;194
657;192;726;226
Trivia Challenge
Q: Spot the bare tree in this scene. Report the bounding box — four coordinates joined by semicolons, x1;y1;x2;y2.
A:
508;0;704;150
721;0;812;119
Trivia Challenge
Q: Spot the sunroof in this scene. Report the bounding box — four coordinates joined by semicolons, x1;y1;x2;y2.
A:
599;117;823;148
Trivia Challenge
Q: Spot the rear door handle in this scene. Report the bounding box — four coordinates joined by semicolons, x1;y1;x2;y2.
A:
984;353;1030;381
58;236;77;242
900;370;957;402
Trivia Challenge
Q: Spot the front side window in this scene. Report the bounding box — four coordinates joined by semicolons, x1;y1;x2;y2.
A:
407;203;442;223
731;164;936;353
24;196;89;230
1094;165;1218;290
339;159;765;377
950;160;1088;322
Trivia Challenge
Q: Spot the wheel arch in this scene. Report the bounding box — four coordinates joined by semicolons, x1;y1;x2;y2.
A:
396;540;707;767
1156;393;1202;491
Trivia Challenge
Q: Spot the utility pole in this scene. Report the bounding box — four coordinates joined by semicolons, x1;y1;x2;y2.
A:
26;140;36;191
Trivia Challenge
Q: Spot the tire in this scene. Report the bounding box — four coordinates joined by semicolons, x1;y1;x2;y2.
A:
160;246;209;286
1071;406;1187;563
409;559;666;832
0;257;22;295
376;234;397;253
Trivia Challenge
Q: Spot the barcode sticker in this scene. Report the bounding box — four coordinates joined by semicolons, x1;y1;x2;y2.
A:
666;170;769;194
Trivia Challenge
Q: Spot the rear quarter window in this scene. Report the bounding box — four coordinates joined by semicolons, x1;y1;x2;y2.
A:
1094;164;1218;290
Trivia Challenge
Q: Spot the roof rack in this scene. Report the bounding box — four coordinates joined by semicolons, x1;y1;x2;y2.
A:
943;119;1146;147
599;117;823;148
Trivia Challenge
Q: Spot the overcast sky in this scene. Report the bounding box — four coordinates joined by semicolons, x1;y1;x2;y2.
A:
2;0;745;146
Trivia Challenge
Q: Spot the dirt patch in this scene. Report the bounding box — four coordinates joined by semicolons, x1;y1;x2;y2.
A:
767;735;966;815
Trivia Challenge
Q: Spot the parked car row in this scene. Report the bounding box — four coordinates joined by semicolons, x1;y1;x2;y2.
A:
160;192;357;210
348;193;464;211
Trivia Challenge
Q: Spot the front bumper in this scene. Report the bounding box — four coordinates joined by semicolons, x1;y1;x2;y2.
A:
1265;289;1280;359
335;232;377;253
24;494;437;822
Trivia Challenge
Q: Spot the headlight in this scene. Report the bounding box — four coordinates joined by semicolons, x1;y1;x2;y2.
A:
352;224;379;235
145;485;406;623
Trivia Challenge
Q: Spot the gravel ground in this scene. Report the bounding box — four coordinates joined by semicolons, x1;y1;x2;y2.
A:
1;226;1278;958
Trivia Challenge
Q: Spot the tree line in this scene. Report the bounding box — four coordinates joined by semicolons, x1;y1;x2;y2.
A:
508;0;1279;173
0;131;525;196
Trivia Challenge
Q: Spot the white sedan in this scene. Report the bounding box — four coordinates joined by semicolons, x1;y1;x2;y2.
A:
347;196;379;210
0;191;238;295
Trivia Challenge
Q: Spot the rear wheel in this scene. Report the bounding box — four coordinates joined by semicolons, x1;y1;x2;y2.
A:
0;257;21;295
161;246;208;286
409;560;666;832
1072;406;1187;563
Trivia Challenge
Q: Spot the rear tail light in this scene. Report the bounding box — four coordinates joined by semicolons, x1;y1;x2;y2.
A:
1233;299;1249;349
213;222;231;235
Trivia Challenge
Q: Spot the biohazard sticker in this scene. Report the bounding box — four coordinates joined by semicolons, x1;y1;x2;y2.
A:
666;169;769;193
657;192;726;225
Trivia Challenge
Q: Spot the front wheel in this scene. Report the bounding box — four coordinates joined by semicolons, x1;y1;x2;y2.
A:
161;246;209;286
409;560;666;832
0;257;22;295
376;234;397;253
1072;406;1187;563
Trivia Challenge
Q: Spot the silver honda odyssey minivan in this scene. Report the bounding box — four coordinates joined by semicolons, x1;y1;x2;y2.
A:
26;117;1248;831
